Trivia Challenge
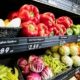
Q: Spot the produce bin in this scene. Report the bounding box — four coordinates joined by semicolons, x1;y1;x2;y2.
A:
0;27;20;37
0;57;24;80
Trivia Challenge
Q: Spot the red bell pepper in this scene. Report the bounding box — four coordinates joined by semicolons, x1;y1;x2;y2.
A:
40;13;55;36
60;24;66;34
56;16;73;28
43;12;55;21
37;23;49;36
19;4;40;24
40;13;55;30
42;12;55;34
53;27;59;35
21;21;38;37
55;24;66;36
7;11;18;20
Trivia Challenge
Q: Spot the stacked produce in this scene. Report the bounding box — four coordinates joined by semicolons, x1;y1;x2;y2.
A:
17;42;80;80
0;65;19;80
18;55;53;80
7;4;73;37
45;43;80;67
42;55;67;75
1;4;80;36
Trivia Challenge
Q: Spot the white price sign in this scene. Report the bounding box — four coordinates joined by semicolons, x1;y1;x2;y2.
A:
0;47;13;54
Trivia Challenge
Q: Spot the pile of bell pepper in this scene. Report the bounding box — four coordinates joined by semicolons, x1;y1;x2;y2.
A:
7;4;73;37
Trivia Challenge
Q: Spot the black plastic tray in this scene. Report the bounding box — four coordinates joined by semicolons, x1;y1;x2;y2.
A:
51;67;72;80
0;27;20;38
61;67;80;80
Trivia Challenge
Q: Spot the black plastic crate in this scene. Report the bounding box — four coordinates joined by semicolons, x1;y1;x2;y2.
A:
0;27;20;37
61;67;80;80
50;67;72;80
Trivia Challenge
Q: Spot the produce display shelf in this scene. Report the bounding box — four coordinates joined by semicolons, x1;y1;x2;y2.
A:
0;0;80;80
0;37;59;55
18;65;72;80
0;35;79;55
33;0;80;16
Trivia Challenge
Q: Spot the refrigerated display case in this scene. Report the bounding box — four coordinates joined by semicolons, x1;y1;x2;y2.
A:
0;0;80;80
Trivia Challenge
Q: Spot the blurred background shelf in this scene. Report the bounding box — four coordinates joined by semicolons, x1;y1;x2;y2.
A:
33;0;80;16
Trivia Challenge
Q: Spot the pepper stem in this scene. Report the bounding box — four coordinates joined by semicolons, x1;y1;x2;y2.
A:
29;24;35;32
30;12;34;18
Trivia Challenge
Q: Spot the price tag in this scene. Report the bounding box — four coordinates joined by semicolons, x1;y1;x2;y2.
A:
28;44;40;50
27;37;45;43
60;40;66;45
0;39;18;45
0;47;14;54
77;36;80;42
77;39;80;42
0;48;5;54
60;36;68;39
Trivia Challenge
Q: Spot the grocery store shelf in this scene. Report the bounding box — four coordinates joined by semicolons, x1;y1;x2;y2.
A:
0;37;59;55
33;0;80;16
0;35;79;55
59;35;77;45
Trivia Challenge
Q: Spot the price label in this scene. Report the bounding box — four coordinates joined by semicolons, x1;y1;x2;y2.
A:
27;37;45;43
60;40;66;45
0;47;13;54
60;36;68;39
28;44;40;50
77;36;80;42
0;39;18;45
77;39;80;42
